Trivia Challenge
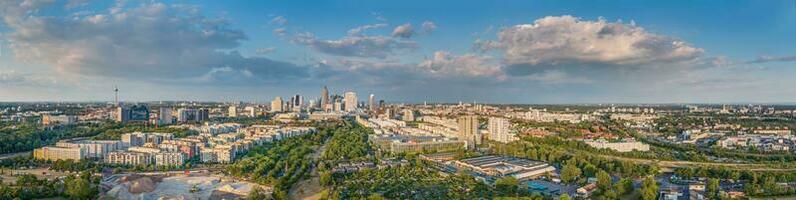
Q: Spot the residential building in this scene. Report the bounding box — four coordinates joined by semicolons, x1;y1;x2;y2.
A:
403;109;416;121
154;152;185;166
105;152;151;165
42;115;78;126
488;117;517;143
228;106;238;117
458;115;480;148
55;140;122;159
33;146;86;161
584;139;650;152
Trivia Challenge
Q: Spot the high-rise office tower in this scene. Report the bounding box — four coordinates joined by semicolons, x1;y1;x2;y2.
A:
321;86;329;108
271;96;283;112
344;92;357;112
294;94;302;107
116;105;149;122
198;108;210;121
458;115;480;149
116;106;130;122
177;108;195;122
368;94;376;111
158;107;173;124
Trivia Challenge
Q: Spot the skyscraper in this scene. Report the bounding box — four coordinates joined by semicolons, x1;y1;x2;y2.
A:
271;96;283;112
158;107;173;124
368;94;376;111
198;108;209;121
115;107;130;122
291;94;303;112
344;92;357;112
321;86;329;108
458;115;480;149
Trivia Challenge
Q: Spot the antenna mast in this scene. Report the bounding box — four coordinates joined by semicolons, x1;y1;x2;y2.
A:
114;85;119;105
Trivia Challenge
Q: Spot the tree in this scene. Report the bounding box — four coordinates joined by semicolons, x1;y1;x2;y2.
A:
272;188;289;200
596;170;612;191
602;189;618;200
559;194;571;200
248;186;271;200
706;178;719;199
320;171;333;186
561;164;582;183
368;193;387;200
614;178;633;195
495;176;520;195
65;178;93;199
640;176;658;200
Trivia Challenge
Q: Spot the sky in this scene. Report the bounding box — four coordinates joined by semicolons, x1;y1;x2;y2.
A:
1;0;795;104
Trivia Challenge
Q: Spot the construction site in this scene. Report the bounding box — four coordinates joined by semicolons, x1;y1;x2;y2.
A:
101;171;270;200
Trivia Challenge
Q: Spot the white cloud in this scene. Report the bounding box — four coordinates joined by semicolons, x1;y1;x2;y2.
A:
747;55;796;64
371;12;387;22
347;23;388;36
268;15;287;25
1;2;308;82
292;33;417;58
66;0;91;8
479;15;704;69
418;51;502;78
421;21;437;33
391;23;414;38
0;69;57;86
525;70;592;84
273;28;287;36
255;47;276;55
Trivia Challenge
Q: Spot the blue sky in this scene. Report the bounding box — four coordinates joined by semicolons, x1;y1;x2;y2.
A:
1;0;795;103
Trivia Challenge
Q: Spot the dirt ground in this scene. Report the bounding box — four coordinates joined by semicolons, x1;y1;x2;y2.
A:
0;167;72;184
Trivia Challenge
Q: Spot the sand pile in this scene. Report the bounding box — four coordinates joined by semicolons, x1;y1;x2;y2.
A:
104;173;269;200
129;177;157;193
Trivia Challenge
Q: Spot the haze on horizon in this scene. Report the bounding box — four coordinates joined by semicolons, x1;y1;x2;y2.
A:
1;0;795;104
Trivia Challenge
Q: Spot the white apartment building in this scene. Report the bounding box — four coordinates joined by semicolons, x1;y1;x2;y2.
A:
154;152;185;166
41;115;78;126
488;117;518;143
584;139;650;152
33;146;86;161
105;152;151;165
55;140;122;159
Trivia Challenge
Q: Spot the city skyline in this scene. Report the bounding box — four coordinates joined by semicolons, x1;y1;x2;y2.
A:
2;0;796;103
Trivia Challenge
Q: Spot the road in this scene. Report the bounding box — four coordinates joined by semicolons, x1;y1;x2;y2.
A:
597;154;796;172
